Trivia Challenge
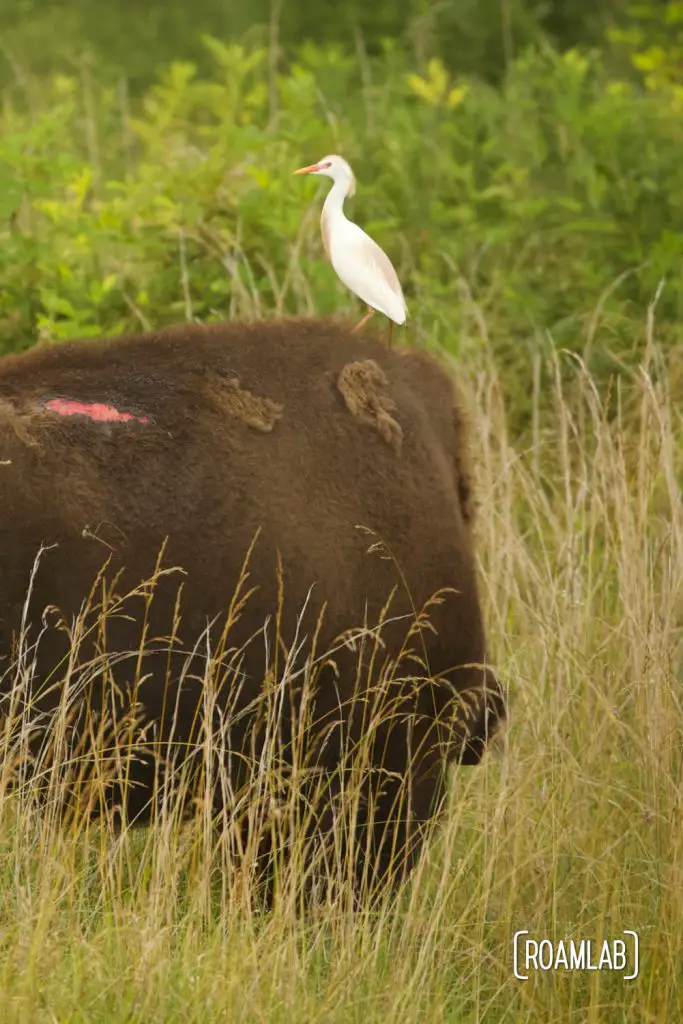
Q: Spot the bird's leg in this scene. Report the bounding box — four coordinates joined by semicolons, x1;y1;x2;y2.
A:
387;321;394;349
352;306;375;333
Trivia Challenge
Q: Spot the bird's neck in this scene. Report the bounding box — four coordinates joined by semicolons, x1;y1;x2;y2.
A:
323;179;349;220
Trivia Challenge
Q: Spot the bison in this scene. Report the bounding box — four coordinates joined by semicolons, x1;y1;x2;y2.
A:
0;318;505;898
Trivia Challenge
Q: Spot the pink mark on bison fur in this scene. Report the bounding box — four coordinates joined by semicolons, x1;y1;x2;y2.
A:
44;398;150;425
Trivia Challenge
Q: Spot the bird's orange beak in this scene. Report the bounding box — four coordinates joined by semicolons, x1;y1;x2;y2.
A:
293;163;323;175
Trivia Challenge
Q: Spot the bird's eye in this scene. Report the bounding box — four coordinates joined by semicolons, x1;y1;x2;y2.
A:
323;162;332;168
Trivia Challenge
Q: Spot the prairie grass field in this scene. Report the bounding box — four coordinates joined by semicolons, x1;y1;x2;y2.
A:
1;4;683;1020
0;327;681;1022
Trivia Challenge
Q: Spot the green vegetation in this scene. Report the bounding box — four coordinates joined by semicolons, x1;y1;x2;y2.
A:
1;11;683;428
0;2;681;1020
0;0;622;93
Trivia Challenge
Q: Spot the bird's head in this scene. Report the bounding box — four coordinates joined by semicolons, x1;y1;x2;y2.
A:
293;154;356;197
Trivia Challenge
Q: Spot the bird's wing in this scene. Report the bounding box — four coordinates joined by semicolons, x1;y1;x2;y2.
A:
331;220;408;324
320;210;332;258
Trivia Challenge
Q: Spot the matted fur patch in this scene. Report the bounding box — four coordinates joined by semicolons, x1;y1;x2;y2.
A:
337;359;402;454
220;377;284;433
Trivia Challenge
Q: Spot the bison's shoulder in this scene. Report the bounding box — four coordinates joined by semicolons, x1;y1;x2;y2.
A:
0;319;476;524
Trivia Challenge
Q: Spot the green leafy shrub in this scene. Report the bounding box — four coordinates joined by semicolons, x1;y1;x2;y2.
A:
1;32;682;430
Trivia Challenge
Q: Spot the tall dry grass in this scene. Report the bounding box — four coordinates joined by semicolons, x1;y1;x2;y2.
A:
0;336;681;1022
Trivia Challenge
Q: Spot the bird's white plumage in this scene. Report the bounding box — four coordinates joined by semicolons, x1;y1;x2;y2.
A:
294;154;408;328
323;210;408;324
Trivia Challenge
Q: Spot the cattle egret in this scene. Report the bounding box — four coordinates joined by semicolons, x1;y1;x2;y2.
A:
293;154;408;342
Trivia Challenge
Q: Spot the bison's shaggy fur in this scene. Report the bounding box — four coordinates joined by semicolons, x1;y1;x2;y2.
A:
0;318;504;897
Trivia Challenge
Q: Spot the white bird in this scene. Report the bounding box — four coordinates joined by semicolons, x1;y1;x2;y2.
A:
293;154;408;343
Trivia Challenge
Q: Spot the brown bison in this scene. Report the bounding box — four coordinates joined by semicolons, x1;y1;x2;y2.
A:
0;318;504;897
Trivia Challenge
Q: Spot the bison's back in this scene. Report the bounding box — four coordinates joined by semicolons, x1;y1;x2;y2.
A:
0;320;476;654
